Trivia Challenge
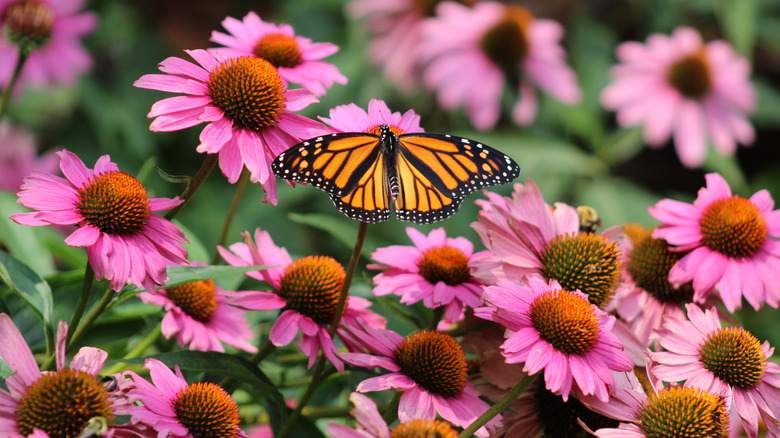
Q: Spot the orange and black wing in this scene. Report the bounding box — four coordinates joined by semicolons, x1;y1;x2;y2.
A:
272;133;392;223
394;133;520;224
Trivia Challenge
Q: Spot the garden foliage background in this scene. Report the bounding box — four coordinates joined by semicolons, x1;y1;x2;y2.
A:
2;0;780;435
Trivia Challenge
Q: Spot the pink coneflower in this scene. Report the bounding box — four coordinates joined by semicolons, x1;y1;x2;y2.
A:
612;223;699;346
134;49;329;204
649;172;780;311
346;0;479;93
474;276;633;402
319;98;423;134
0;121;57;191
327;392;460;437
472;180;624;309
122;358;245;437
578;370;731;438
138;269;257;353
0;313;135;438
602;27;755;168
419;1;581;130
210;11;346;96
0;0;97;92
10;149;188;292
368;227;486;323
648;304;780;437
338;323;500;437
218;228;385;373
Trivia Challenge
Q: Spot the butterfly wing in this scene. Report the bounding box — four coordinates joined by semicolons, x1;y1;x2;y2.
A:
272;133;392;223
393;133;520;224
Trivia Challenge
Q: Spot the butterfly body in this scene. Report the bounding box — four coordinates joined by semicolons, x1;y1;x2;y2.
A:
272;125;519;224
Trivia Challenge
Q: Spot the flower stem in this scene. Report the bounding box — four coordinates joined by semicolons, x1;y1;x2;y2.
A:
67;263;95;346
67;287;115;349
0;51;28;121
102;322;162;375
164;154;218;221
428;306;444;331
211;169;250;264
328;221;368;338
458;372;537;438
277;355;328;438
381;392;401;424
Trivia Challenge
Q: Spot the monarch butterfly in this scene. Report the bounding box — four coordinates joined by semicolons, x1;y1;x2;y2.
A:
272;125;520;224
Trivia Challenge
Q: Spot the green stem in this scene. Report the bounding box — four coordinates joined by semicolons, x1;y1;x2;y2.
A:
67;288;115;349
428;307;444;331
381;392;401;424
102;323;162;375
164;154;218;221
211;169;250;264
458;373;537;438
0;51;28;121
67;264;95;345
277;355;328;438
328;221;368;338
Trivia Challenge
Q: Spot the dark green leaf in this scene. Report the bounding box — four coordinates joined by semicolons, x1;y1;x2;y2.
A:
0;193;55;276
0;250;54;331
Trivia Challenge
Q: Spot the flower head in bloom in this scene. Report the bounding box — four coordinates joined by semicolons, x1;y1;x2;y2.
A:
648;304;780;437
11;149;189;292
0;314;134;438
591;383;730;437
0;121;57;192
649;173;780;311
123;358;245;438
319;98;423;134
328;392;459;438
134;49;329;204
138;267;257;353
210;11;346;96
338;323;500;437
346;0;478;93
368;227;486;323
419;2;581;130
474;277;634;402
0;0;97;93
602;27;755;168
613;223;698;346
218;228;386;373
472;180;623;309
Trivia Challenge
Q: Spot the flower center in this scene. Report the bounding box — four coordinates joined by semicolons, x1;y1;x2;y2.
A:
479;6;533;78
174;382;240;438
625;225;693;303
699;327;766;390
540;233;622;309
390;420;459;438
393;330;467;398
417;246;472;286
531;380;619;435
16;368;115;438
165;279;219;323
667;49;712;99
2;0;54;47
529;289;600;356
699;196;767;258
207;56;286;132
638;387;728;438
76;171;151;236
278;255;345;325
253;33;303;69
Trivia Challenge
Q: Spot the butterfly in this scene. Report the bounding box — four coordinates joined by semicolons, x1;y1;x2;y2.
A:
272;125;520;224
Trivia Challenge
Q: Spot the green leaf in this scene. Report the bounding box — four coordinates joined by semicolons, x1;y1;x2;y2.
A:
0;192;55;276
717;0;759;58
0;250;54;331
164;264;268;288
